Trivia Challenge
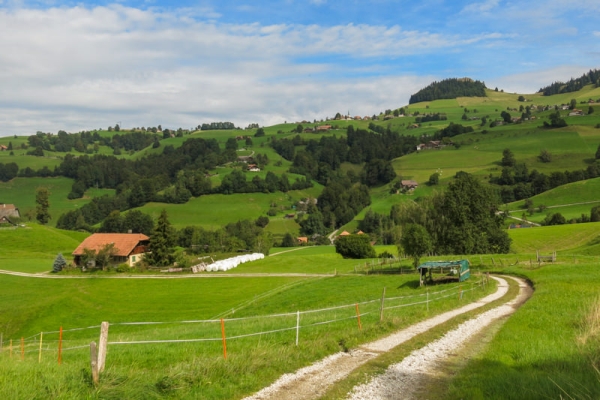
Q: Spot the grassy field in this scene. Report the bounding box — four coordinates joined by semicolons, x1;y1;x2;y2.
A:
0;243;495;399
0;177;115;227
446;261;600;399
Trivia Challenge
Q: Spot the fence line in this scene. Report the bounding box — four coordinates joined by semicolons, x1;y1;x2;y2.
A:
0;277;488;365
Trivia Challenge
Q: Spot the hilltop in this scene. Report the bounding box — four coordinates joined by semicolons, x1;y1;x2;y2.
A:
408;77;487;104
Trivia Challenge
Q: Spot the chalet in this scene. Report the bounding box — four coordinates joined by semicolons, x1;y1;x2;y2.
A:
0;204;20;225
303;127;315;133
354;116;362;120
284;213;296;219
316;125;332;132
401;180;418;190
424;140;441;149
297;236;308;244
0;145;7;151
568;109;584;116
72;233;150;267
338;230;350;237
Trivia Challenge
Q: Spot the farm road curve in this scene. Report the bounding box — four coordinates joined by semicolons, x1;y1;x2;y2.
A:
243;276;531;400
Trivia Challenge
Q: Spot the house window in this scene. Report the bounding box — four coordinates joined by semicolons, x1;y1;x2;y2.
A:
132;256;136;262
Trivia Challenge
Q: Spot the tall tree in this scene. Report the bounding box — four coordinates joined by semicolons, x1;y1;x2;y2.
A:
147;210;176;266
400;224;432;268
501;148;516;167
35;187;51;225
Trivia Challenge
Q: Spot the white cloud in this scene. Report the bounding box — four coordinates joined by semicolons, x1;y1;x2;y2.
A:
0;5;503;135
0;3;593;137
461;0;500;14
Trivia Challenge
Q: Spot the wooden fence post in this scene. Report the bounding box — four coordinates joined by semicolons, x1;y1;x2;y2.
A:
38;332;43;363
97;322;109;373
220;318;227;359
90;342;99;386
58;327;63;365
379;287;386;322
355;304;362;330
295;311;300;346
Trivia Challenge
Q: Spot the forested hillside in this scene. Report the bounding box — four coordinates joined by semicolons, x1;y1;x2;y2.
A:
408;78;486;104
539;69;600;96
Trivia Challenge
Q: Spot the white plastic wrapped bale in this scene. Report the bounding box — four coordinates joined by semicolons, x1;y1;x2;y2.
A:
205;253;264;272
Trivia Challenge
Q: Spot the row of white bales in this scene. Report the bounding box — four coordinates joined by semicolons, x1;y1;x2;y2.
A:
204;253;265;272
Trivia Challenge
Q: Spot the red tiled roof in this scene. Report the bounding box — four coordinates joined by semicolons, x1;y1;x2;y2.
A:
72;233;149;257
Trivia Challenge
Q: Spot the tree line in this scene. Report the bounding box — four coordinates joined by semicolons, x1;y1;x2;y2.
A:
409;78;487;104
539;69;600;96
493;148;600;203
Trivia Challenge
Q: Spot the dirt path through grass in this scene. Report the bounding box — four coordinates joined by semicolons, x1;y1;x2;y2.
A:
243;276;530;400
0;269;332;278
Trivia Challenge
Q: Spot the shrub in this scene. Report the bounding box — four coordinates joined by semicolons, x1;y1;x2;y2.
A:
335;235;376;259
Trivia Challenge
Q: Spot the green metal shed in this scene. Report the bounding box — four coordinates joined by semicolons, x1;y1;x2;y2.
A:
417;260;471;286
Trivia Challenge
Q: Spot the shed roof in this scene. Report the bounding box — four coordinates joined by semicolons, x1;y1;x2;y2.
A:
73;233;149;257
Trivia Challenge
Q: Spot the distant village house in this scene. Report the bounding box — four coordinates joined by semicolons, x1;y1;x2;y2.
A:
0;204;20;225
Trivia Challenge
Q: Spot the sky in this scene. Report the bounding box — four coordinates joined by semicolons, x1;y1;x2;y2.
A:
0;0;598;137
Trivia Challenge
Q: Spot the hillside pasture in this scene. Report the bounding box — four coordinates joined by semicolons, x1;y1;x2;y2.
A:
508;221;600;254
0;224;88;273
0;177;115;226
135;187;321;230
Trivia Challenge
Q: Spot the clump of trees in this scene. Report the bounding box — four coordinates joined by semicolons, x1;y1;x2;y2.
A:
199;122;236;130
334;234;376;259
539;69;600;96
409;78;486;104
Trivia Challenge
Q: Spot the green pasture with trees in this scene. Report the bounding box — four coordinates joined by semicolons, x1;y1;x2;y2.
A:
2;73;600;397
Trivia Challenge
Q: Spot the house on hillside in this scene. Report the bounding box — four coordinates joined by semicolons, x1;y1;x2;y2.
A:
0;145;7;151
297;236;308;244
72;233;150;267
316;125;332;132
401;180;419;191
568;109;584;116
0;204;20;225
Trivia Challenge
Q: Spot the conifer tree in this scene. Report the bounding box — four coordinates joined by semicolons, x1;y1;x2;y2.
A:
147;210;176;266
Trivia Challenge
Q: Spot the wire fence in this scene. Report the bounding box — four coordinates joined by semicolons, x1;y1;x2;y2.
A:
0;275;490;365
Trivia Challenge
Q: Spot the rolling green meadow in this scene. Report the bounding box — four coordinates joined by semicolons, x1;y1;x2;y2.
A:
2;85;600;398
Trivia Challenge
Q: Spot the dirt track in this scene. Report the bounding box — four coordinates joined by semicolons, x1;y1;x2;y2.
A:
244;276;531;400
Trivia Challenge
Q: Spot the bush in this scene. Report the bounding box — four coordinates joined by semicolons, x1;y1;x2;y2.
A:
335;235;376;259
114;263;130;273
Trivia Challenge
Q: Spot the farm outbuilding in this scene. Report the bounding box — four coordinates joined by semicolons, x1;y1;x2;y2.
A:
417;260;471;286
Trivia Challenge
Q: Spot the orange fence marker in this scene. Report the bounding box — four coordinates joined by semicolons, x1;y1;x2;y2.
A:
58;327;63;365
355;303;362;330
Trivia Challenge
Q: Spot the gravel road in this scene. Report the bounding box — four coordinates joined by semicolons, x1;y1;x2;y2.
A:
244;276;530;400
